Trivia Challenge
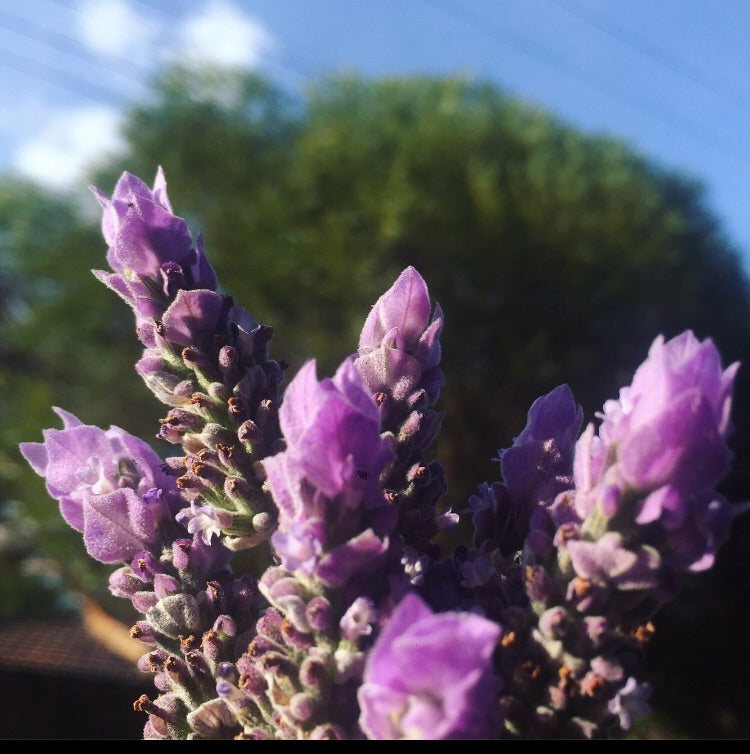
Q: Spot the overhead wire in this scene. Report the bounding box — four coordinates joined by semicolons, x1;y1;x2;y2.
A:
418;0;750;159
551;0;750;113
0;2;147;102
4;0;750;162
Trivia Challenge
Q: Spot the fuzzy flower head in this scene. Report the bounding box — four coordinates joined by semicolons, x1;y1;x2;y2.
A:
593;330;738;495
20;408;181;563
91;167;217;328
262;359;395;583
358;593;501;740
483;384;582;553
569;330;745;574
355;266;444;404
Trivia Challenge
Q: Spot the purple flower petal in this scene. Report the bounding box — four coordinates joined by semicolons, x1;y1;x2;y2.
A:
358;593;501;739
358;267;433;355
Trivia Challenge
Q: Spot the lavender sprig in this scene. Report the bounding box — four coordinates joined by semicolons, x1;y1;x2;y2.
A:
468;331;748;737
92;168;286;551
18;167;750;740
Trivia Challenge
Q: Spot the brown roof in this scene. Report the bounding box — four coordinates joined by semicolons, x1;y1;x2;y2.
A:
0;599;147;684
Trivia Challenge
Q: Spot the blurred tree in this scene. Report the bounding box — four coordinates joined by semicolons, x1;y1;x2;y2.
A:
6;65;750;735
99;69;750;507
0;177;158;615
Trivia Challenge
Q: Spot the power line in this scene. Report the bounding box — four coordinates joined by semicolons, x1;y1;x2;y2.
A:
0;43;124;103
418;0;749;159
551;0;750;115
0;4;149;102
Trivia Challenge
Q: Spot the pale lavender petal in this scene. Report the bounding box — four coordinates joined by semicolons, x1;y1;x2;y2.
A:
358;266;431;354
160;288;225;348
315;529;389;587
83;488;156;563
358;593;501;740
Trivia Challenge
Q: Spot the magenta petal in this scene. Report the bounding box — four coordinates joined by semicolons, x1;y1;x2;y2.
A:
415;305;443;367
277;360;325;447
358;593;501;740
58;496;85;532
161;288;225;347
83;489;154;563
566;533;662;590
151;165;173;213
52;406;84;429
358;267;432;354
355;348;422;401
331;359;381;423
567;533;636;581
315;529;388;587
619;390;730;493
262;453;302;520
18;441;48;476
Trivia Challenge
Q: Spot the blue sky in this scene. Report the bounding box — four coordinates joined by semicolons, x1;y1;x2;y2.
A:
4;0;750;271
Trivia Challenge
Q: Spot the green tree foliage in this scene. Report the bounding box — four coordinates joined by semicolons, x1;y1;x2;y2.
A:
100;68;750;508
6;65;750;734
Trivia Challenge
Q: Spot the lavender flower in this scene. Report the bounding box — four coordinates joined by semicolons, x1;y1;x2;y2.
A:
469;384;582;555
91;167;217;330
468;331;749;738
17;167;750;741
358;592;501;739
20;407;181;563
353;266;454;581
356;265;443;405
262;358;395;585
569;330;745;574
89;168;286;551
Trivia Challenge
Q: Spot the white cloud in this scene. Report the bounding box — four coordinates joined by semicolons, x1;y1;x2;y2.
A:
178;1;274;68
76;0;160;59
6;0;275;189
13;106;125;190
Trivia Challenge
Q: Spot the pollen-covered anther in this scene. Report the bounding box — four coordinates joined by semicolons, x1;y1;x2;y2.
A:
500;630;516;648
631;621;656;644
227;397;243;415
520;660;541;680
572;576;592;598
180;634;198;652
556;522;578;542
146;652;165;671
216;442;232;454
190;392;211;409
581;673;606;697
201;629;219;651
207;581;222;601
181;346;205;366
133;694;152;714
185;649;210;673
554;664;577;698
